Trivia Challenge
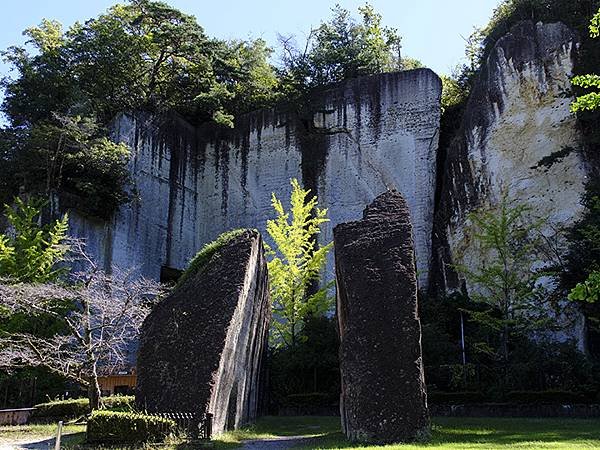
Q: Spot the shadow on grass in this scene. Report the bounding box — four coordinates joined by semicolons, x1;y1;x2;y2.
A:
16;431;87;450
295;417;600;449
50;417;600;449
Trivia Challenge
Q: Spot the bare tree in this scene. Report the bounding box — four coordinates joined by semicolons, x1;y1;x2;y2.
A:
0;264;163;410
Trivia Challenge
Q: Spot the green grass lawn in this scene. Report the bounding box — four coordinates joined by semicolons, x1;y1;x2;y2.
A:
1;416;598;449
213;416;600;449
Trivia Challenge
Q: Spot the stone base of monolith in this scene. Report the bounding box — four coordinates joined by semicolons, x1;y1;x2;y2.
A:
136;229;271;434
334;190;429;444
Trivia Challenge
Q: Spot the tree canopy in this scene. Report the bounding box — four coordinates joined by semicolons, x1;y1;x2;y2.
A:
0;1;414;219
278;4;416;98
1;0;280;128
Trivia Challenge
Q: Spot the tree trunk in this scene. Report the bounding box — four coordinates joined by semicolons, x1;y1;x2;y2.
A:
500;324;510;395
87;374;102;411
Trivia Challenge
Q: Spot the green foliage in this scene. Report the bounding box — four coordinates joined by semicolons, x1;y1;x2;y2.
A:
0;1;280;217
422;294;597;394
572;9;600;112
441;75;470;113
103;395;136;411
0;368;68;408
282;392;338;408
427;391;485;404
505;390;598;404
1;115;131;219
32;398;89;420
0;198;72;408
0;198;69;283
1;1;279;127
86;410;176;444
31;396;135;420
455;195;553;375
177;228;247;288
278;3;407;97
562;181;600;357
569;271;600;302
269;316;339;409
266;179;332;348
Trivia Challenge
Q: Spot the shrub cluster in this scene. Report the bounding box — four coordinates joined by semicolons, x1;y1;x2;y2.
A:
283;392;338;407
32;395;135;420
86;410;176;444
32;398;89;420
428;390;600;405
428;391;485;405
505;390;600;404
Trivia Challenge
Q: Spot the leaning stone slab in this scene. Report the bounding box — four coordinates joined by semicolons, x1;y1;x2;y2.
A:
333;190;429;443
136;229;271;434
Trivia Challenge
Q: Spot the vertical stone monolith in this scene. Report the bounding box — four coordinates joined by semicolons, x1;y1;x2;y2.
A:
334;190;429;443
136;229;270;434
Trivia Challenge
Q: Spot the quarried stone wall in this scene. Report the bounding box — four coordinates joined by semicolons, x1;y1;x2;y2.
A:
70;69;441;289
431;21;587;345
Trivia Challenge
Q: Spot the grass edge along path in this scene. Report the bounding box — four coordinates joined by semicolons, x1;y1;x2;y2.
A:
212;416;600;449
1;416;599;449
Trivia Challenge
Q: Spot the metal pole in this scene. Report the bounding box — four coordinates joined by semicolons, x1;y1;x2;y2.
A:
460;311;466;366
54;421;63;450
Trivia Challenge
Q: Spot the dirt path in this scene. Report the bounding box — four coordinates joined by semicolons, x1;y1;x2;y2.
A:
241;435;319;449
0;436;56;450
0;432;82;450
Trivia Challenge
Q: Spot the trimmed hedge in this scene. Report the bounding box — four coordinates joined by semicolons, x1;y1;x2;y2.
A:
32;395;135;420
428;391;485;404
505;390;598;404
283;392;338;407
32;398;89;420
428;390;600;405
87;410;176;444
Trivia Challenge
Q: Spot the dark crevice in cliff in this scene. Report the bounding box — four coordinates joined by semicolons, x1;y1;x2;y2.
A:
296;116;329;199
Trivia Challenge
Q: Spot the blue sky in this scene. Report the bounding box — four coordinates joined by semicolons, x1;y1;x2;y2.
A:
0;0;500;80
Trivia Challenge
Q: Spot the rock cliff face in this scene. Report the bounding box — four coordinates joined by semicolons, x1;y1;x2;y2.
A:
135;229;270;434
70;69;441;289
431;21;588;332
334;190;429;443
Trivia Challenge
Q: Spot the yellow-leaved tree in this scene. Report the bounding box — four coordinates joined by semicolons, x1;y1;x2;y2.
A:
266;179;333;348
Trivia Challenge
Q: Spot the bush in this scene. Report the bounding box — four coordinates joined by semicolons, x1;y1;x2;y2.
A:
505;390;598;404
87;410;176;444
32;398;89;420
102;395;135;411
32;395;136;420
283;392;338;407
428;391;485;404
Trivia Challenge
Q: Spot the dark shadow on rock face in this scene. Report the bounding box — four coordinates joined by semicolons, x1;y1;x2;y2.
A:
334;190;429;444
136;229;271;434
